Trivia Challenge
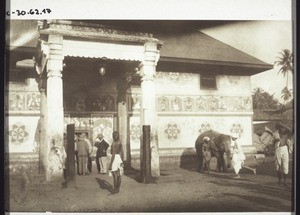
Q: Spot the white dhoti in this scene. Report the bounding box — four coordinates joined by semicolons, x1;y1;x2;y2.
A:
275;145;289;174
231;151;246;174
109;154;124;176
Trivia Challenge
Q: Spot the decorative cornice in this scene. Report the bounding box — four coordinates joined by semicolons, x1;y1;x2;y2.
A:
39;20;162;45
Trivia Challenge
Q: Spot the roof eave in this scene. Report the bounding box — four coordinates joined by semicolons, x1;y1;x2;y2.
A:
159;56;273;75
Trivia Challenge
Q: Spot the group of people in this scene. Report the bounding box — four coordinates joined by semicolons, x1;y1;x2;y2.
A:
67;122;292;194
73;131;124;193
201;122;292;184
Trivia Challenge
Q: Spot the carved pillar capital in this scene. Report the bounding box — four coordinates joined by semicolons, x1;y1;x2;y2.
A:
46;34;64;78
140;41;161;79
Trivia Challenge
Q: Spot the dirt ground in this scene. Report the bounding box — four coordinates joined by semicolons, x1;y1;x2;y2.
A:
6;156;294;213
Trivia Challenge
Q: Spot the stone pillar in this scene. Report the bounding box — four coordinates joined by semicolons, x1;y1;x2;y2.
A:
45;34;65;182
118;102;130;168
140;41;160;177
117;81;131;169
38;88;47;174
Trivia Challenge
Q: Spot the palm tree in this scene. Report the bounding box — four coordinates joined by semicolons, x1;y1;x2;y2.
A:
252;87;279;110
281;87;293;104
252;87;265;95
275;49;293;87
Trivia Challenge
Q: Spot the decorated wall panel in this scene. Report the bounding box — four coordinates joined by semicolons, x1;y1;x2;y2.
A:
8;91;41;111
128;94;252;113
7;116;40;153
63;114;114;144
157;95;252;112
129;115;141;150
155;72;251;97
157;116;252;149
64;93;117;112
91;115;114;144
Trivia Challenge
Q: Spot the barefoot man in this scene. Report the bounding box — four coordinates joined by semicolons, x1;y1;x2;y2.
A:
273;122;293;186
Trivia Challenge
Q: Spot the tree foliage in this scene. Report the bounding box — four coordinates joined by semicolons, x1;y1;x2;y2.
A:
252;87;280;110
281;87;293;103
275;49;293;76
275;49;294;104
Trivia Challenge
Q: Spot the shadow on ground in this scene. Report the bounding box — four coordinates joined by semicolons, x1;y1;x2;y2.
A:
208;177;293;211
179;149;198;172
95;177;114;194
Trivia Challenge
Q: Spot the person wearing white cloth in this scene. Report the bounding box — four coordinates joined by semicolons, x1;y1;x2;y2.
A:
273;123;293;186
109;131;124;193
231;133;256;178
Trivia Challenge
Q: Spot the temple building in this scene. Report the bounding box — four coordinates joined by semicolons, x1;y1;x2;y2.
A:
5;20;273;181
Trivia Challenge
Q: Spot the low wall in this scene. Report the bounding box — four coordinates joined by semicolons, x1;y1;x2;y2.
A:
5;153;39;176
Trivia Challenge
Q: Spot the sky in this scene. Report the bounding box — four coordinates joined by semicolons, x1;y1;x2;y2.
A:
200;21;293;103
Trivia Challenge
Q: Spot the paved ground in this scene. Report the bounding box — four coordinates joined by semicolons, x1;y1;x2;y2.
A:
7;157;294;213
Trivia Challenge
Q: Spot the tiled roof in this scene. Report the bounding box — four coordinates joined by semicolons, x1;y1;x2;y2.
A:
156;31;273;72
253;109;294;121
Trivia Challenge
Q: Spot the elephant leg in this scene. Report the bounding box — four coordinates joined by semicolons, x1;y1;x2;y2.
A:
198;156;204;172
216;156;221;172
206;160;210;174
221;154;226;172
217;154;224;173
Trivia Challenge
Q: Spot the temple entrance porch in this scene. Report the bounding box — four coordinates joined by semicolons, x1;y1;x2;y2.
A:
35;20;162;181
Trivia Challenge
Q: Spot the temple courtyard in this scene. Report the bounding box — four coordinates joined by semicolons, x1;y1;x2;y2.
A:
6;157;294;213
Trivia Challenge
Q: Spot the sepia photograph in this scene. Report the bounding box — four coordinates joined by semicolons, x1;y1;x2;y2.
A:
4;0;295;214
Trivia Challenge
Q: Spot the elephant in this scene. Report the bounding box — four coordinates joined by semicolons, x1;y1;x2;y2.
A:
195;130;232;173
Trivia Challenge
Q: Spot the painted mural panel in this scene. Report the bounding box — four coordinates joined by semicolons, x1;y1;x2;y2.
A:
65;94;117;112
155;72;251;97
156;71;199;95
7;116;40;153
129;116;141;150
63;114;114;144
157;116;252;149
157;95;252;112
9;91;40;111
91;115;114;144
129;94;141;112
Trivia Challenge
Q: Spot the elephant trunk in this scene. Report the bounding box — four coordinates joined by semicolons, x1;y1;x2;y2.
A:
226;150;232;169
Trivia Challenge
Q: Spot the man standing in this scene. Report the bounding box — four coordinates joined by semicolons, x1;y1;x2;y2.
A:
94;133;110;174
231;133;256;179
273;123;293;186
77;133;90;175
109;131;124;193
231;133;246;178
83;133;93;174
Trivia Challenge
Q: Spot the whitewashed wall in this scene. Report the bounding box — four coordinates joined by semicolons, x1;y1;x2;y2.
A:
129;71;253;152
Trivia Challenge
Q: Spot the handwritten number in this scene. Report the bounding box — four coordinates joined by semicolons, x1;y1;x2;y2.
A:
7;8;51;16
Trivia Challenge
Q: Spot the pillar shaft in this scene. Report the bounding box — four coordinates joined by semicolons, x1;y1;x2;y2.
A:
118;102;130;166
39;89;47;174
140;41;160;177
45;34;65;182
